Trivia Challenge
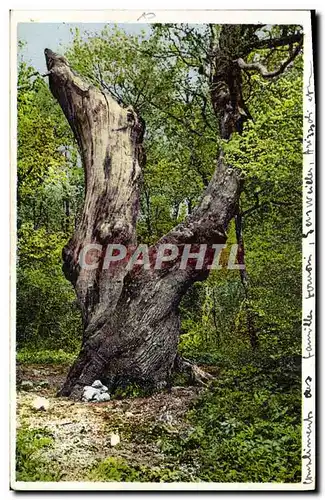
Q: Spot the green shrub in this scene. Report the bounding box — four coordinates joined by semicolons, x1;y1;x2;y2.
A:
17;348;77;365
16;427;61;481
88;456;188;482
88;457;139;482
16;223;83;353
156;360;301;483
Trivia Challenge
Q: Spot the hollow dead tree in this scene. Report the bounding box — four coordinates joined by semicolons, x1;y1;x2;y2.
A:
44;24;302;398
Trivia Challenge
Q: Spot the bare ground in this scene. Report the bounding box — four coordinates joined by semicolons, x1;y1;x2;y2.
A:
16;364;202;481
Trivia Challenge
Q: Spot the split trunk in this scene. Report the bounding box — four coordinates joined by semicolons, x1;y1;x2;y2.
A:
44;44;243;399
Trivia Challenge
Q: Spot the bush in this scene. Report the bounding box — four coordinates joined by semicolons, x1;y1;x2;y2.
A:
156;359;301;483
16;427;61;481
17;348;77;365
16;225;82;352
88;456;188;482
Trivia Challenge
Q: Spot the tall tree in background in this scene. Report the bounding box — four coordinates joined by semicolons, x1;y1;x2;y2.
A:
17;59;83;350
43;24;303;398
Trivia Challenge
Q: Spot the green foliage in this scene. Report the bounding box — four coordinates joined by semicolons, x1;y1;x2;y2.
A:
17;348;76;365
178;53;302;363
16;244;82;353
156;360;301;483
179;269;245;363
16;427;61;481
16;225;82;351
88;457;139;482
17;58;83;352
88;456;187;482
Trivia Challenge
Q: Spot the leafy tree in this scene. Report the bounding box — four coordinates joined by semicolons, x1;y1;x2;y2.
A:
17;59;83;350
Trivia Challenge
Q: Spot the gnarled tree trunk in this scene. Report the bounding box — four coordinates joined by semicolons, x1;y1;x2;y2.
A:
44;42;243;399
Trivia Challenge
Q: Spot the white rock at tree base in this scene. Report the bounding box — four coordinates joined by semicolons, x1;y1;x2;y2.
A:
91;380;109;392
32;396;49;411
82;381;110;402
82;387;99;401
83;385;96;392
94;392;110;402
91;380;103;389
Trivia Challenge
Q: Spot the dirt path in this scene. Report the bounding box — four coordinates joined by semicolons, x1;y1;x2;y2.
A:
16;365;202;481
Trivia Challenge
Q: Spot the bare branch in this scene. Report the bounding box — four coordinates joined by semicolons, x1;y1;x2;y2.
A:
242;197;296;218
18;70;52;90
236;40;302;79
147;98;216;141
246;32;303;52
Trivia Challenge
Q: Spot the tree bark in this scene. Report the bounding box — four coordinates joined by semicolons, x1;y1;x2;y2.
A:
45;44;243;399
209;25;252;139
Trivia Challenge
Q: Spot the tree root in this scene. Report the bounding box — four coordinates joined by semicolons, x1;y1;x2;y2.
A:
173;355;216;387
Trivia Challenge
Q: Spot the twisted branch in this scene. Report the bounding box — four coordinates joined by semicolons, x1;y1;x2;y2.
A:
235;39;303;79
